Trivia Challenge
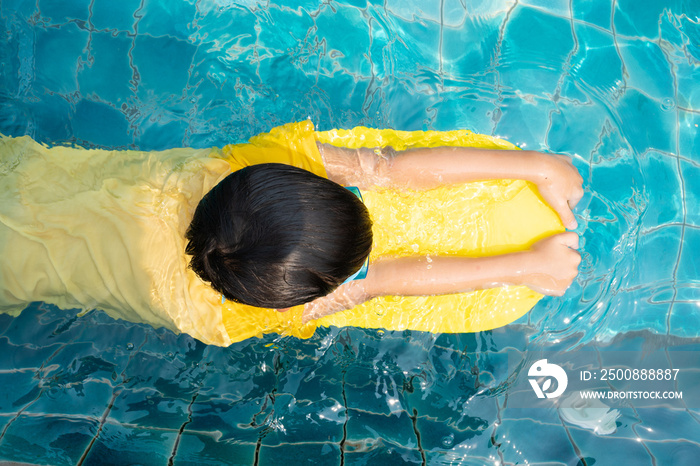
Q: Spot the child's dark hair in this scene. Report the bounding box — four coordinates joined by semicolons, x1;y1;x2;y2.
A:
185;163;373;308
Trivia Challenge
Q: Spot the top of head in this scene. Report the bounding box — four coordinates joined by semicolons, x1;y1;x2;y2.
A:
185;163;373;308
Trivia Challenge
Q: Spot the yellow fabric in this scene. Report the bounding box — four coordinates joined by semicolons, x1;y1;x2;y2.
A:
221;120;327;178
220;124;565;343
0;136;232;345
0;123;327;347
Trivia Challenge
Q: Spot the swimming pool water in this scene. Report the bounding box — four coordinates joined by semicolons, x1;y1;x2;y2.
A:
1;0;699;464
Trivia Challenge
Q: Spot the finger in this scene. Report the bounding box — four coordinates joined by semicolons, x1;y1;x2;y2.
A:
553;199;577;229
557;231;580;249
568;186;584;209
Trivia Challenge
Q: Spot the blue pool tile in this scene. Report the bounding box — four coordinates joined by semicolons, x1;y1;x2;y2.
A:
0;370;40;413
131;35;197;99
384;0;441;23
640;151;684;229
631;227;682;286
1;0;37;19
679;110;700;163
617;39;675;102
343;377;401;417
33;23;88;96
572;0;612;30
546;102;609;158
677;59;700;111
344;409;419;451
262;397;345;444
71;99;130;148
258;442;342;466
315;5;374;78
648;283;676;303
1;305;78;346
520;0;571;18
254;392;344;445
646;441;700;466
38;0;90;23
669;303;700;339
440;0;471;27
90;0;142;32
0;333;62;371
570;23;623;103
283;369;343;410
185;398;268;445
0;414;98;466
425;450;495;465
434;95;500;135
135;0;198;41
172;432;256;466
413;414;489;452
590;160;643;212
606;292;671;336
385;12;442;76
108;387;191;430
680;161;700;227
493;96;558;150
635;408;700;444
33;341;120;385
77;31;133;106
568;425;652;463
613;0;669;39
27;100;74;144
500;6;575;98
675;284;700;302
23;381;115;419
494;419;580;464
80;422;178;466
344;445;424;465
677;227;700;282
440;16;501;79
616;89;676;155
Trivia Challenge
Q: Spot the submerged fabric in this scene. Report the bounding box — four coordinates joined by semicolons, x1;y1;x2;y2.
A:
220;123;565;343
0;136;225;344
0;122;563;346
0;123;326;346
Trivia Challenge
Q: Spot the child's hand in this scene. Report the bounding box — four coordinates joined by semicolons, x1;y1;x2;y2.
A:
522;232;581;296
302;280;369;324
532;152;584;229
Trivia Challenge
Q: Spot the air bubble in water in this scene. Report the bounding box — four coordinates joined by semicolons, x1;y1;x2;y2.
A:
661;98;675;111
441;433;455;448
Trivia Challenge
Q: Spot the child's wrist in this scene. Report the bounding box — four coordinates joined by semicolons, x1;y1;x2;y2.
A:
522;151;554;184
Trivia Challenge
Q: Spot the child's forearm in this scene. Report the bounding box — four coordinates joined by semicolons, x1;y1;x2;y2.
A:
321;144;547;189
302;233;581;323
376;146;549;190
363;254;530;298
319;143;584;229
364;232;580;298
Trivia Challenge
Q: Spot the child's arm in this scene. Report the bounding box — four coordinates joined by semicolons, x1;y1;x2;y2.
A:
318;144;584;229
303;232;581;323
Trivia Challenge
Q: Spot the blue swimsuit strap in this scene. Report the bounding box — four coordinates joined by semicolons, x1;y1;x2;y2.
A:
341;186;369;284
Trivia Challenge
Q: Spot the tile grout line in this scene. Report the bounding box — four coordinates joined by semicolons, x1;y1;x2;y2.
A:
339;367;348;466
76;390;120;466
0;341;71;444
167;392;199;466
663;9;686;339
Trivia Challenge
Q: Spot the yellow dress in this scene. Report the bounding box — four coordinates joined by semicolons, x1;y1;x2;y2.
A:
0;122;563;347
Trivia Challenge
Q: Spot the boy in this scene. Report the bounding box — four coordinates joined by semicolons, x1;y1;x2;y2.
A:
1;122;582;345
185;124;583;325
